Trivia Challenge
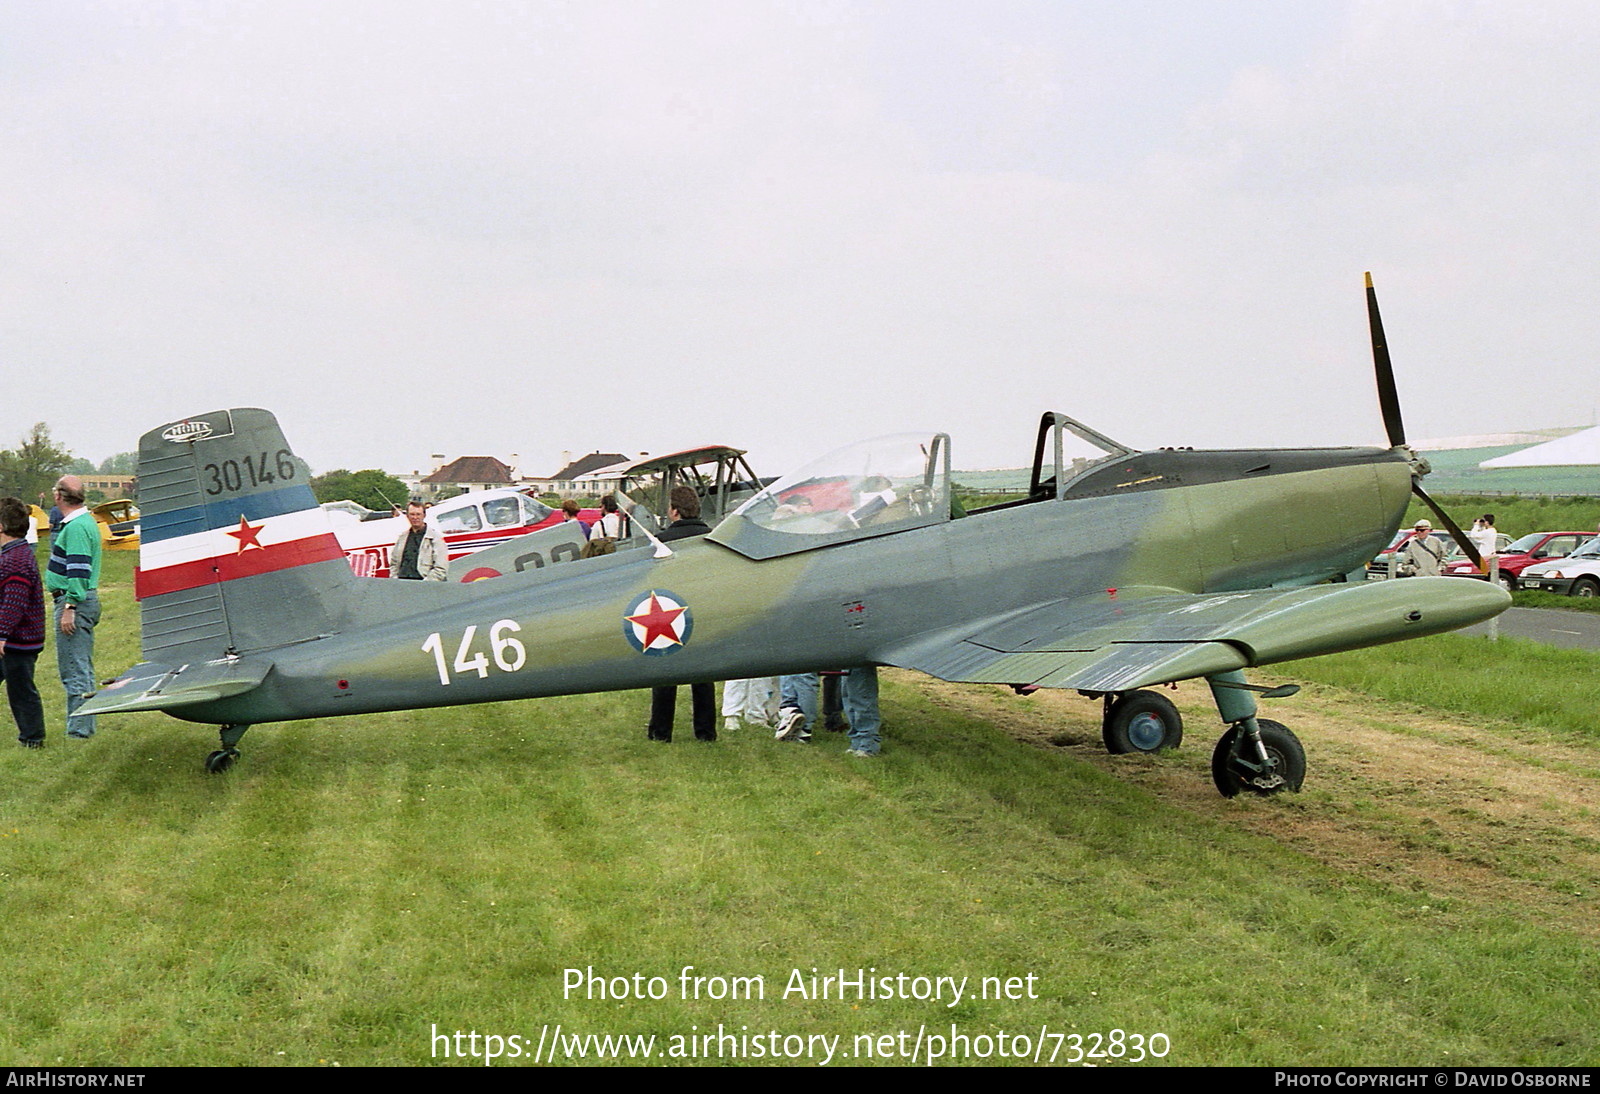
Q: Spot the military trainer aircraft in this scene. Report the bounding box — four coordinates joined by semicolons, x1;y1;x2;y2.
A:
85;277;1509;795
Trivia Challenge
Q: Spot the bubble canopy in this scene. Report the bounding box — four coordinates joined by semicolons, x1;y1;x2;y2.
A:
707;432;952;560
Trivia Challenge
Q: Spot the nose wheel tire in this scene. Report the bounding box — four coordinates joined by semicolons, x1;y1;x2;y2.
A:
1102;690;1184;753
1211;719;1304;797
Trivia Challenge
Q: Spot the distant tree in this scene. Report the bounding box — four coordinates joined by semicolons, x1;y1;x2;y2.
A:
310;469;409;513
66;457;95;475
0;423;75;506
98;452;138;475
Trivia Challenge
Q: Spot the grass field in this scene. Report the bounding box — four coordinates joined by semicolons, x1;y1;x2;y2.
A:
1;550;1596;1067
1514;589;1600;613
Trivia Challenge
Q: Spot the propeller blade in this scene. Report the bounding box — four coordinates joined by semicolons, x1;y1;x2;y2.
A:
1412;482;1482;570
1370;277;1482;571
1367;272;1406;449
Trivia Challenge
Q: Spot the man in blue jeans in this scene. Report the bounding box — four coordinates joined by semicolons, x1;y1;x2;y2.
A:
774;667;882;756
45;476;102;739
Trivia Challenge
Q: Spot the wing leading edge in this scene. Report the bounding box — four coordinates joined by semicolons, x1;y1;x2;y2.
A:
881;577;1510;693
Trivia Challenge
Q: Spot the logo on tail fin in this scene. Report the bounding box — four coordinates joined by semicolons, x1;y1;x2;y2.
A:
160;413;235;444
162;421;214;443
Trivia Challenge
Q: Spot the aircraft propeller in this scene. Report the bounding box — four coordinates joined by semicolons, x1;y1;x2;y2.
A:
1365;272;1483;570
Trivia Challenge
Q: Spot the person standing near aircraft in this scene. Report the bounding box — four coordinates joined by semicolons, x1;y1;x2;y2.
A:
839;667;882;757
1470;514;1498;574
559;498;590;536
594;495;625;541
774;672;819;742
647;486;715;742
720;677;779;733
774;668;882;756
1398;519;1446;578
391;501;448;581
46;476;101;738
0;497;46;748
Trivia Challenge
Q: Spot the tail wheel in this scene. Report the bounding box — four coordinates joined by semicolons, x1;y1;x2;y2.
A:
1211;719;1305;797
1102;690;1184;753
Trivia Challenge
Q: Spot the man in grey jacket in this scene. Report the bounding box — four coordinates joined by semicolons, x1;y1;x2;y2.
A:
392;501;449;581
1398;519;1446;578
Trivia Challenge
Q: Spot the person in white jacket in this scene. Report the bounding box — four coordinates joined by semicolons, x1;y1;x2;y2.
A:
1469;514;1499;568
391;502;449;581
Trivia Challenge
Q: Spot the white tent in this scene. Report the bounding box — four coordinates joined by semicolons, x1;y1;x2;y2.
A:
1480;425;1600;468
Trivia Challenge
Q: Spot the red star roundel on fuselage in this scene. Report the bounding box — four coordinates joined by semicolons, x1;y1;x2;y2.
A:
622;590;694;655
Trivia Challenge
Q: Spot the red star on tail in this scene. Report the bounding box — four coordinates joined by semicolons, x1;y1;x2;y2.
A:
227;515;265;552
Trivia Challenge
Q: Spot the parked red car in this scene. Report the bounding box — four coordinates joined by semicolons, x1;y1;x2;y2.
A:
1440;530;1590;591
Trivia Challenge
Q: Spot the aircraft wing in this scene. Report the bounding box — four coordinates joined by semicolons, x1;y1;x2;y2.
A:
880;577;1509;693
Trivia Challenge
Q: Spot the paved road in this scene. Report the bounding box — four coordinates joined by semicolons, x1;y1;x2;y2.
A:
1459;606;1600;650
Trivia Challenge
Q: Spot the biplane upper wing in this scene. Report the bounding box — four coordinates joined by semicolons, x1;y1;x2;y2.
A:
880;577;1508;693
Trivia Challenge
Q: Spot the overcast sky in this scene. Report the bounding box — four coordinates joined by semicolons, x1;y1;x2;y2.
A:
4;1;1597;478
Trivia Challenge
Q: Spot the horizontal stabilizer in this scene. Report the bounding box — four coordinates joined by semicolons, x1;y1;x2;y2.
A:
78;658;273;716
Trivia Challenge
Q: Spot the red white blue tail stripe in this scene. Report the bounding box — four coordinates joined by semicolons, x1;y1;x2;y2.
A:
135;485;344;599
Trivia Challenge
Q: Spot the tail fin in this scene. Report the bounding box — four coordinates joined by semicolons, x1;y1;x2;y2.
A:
135;409;357;662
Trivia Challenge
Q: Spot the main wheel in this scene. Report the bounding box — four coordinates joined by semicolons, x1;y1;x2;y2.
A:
1572;577;1599;598
1102;690;1183;753
1211;719;1305;797
204;748;239;774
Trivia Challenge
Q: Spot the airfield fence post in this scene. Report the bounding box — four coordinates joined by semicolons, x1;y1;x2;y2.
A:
1488;555;1499;641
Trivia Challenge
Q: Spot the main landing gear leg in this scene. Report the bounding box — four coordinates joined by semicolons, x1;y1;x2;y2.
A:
1205;671;1305;798
205;724;251;774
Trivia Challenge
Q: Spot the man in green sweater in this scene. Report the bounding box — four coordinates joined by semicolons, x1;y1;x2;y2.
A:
45;475;102;739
